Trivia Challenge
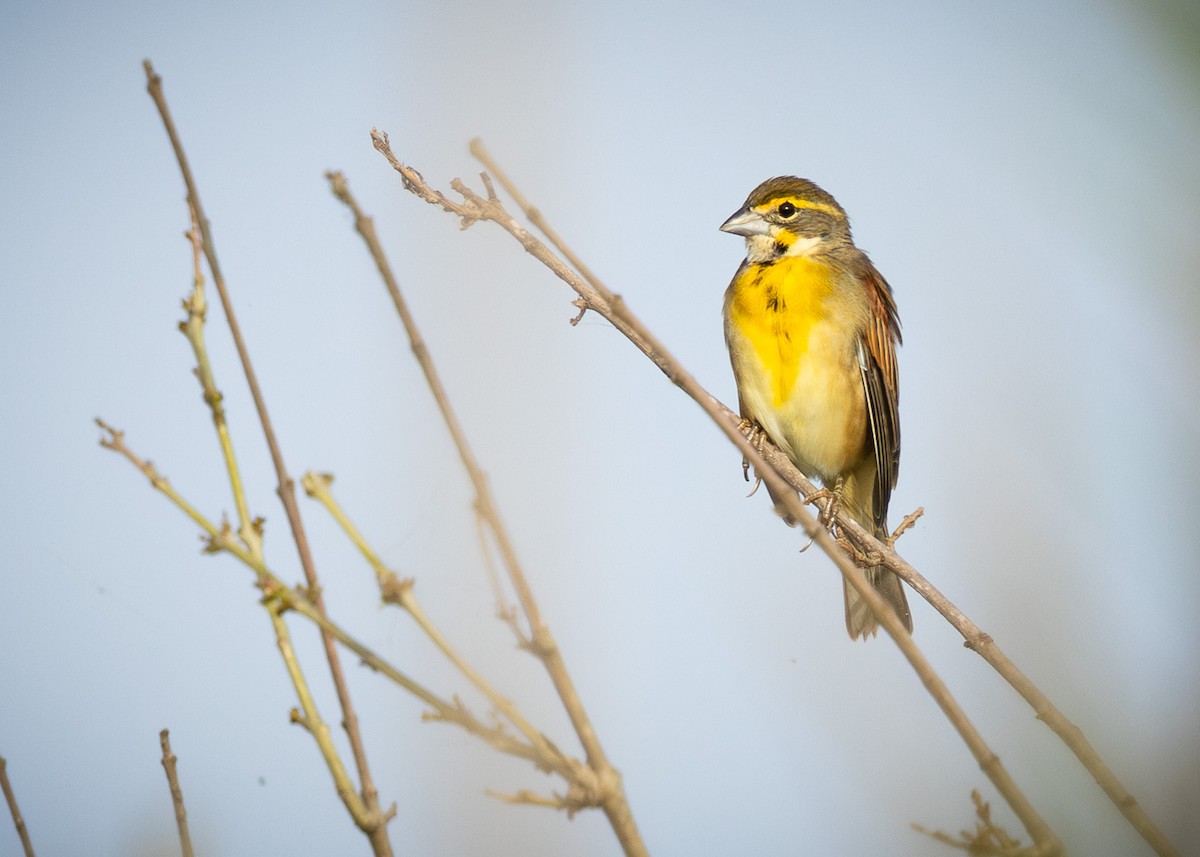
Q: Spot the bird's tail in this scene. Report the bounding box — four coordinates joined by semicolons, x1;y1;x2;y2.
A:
843;524;911;639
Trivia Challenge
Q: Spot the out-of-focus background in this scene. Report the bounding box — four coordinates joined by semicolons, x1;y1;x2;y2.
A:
2;1;1197;855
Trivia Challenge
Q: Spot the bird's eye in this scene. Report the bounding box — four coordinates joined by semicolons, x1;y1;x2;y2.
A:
777;202;796;218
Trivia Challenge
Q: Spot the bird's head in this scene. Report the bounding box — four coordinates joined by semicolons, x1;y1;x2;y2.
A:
720;176;850;263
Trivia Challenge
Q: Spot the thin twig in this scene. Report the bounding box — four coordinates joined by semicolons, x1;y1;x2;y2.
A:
888;507;924;545
96;421;557;775
267;602;370;824
173;201;371;828
0;756;35;857
158;730;196;857
142;61;390;855
179;211;258;556
301;471;572;778
473;510;529;648
913;790;1025;856
327;167;645;857
485;788;586;817
372;132;1062;856
469;139;607;292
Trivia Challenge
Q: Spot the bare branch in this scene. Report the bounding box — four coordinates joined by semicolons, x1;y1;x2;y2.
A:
484;787;592;819
301;471;573;778
374;135;1064;856
328;167;647;857
177;205;261;558
158;730;195;857
96;421;562;776
888;507;924;545
0;756;35;857
470;138;607;293
463;140;1184;857
913;790;1026;856
142;61;389;854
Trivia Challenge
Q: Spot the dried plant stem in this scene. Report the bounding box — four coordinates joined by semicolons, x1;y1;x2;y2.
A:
0;756;35;857
96;421;552;772
469;140;605;291
172;212;376;829
750;435;1177;857
371;131;1063;856
268;604;371;824
302;472;570;777
326;170;645;856
179;212;261;557
142;60;389;854
158;730;195;857
913;790;1024;855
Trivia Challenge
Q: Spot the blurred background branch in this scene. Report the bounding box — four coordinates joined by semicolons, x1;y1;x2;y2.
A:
324;171;647;856
0;757;35;857
158;730;195;857
140;60;394;855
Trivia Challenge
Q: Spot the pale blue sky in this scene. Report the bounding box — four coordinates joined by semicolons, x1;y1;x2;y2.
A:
1;1;1197;855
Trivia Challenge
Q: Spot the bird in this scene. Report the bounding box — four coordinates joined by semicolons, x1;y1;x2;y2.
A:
720;176;911;639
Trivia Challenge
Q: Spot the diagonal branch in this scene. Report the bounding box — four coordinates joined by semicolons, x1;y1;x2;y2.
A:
0;756;35;857
465;139;1184;857
302;471;571;776
751;426;1181;856
178;207;264;558
371;130;1065;856
173;205;385;827
469;139;606;292
327;169;646;857
97;420;563;777
141;60;390;854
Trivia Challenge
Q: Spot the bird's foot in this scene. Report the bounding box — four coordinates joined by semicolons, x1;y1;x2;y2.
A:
837;534;883;566
737;419;768;487
805;475;845;532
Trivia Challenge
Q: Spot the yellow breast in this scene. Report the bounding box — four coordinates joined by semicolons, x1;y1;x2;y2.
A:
727;256;835;408
725;254;869;481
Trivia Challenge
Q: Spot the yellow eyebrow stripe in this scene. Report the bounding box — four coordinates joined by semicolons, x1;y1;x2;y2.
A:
756;196;845;219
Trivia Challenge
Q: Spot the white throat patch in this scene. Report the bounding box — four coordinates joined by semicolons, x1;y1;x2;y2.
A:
783;234;826;257
744;232;828;263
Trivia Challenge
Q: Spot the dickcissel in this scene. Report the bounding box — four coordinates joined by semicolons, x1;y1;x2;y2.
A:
721;176;911;639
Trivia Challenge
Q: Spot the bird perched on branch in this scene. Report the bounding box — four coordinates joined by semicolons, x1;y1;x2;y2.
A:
720;176;910;639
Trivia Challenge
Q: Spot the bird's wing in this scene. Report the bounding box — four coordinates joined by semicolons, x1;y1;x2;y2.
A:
856;260;902;528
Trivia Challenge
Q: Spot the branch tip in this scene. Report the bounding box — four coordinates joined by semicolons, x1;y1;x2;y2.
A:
301;471;335;497
480;171;499;202
888;507;925;545
913;789;1027;855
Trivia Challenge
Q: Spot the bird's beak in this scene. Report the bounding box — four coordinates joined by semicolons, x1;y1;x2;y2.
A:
720;207;770;237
